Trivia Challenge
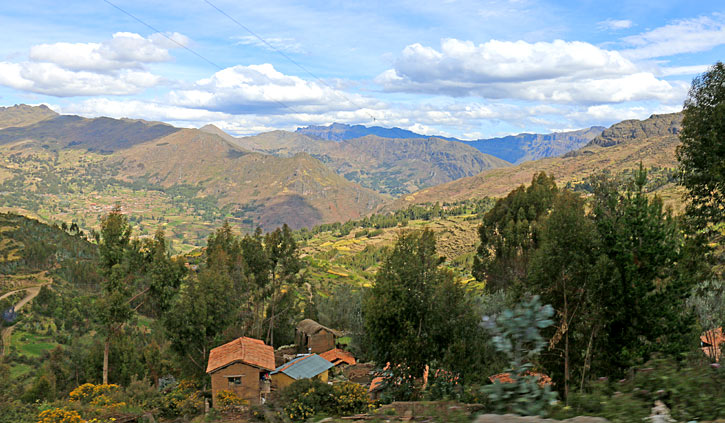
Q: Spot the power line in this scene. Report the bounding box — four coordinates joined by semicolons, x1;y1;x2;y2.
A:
102;0;304;116
201;0;378;122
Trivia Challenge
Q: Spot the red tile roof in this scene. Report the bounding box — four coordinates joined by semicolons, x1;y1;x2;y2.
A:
701;327;725;362
489;371;552;387
319;349;356;366
206;337;275;373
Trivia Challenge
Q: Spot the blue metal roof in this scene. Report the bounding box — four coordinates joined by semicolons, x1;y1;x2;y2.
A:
272;354;334;380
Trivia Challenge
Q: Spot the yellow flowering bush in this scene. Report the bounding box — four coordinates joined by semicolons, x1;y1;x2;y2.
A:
286;399;315;421
215;390;248;411
333;382;370;415
69;384;121;404
69;384;96;403
36;408;84;423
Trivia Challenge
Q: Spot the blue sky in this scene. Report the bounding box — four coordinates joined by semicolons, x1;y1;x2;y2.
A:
1;0;723;138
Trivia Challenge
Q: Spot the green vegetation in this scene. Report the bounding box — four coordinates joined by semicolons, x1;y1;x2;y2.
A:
678;61;725;230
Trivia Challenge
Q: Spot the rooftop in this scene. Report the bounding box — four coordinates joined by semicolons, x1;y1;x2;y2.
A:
272;354;334;380
206;336;275;373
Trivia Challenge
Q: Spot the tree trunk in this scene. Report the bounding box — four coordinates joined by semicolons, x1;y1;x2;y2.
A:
103;337;110;385
564;288;569;404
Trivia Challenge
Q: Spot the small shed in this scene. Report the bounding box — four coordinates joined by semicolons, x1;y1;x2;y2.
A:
296;319;342;353
206;337;275;406
271;354;334;391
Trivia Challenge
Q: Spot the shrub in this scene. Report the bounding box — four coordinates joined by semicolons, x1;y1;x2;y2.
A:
552;357;725;423
36;408;83;423
159;379;204;418
332;382;370;415
215;390;248;412
424;367;461;401
68;383;120;404
280;379;334;421
480;295;557;416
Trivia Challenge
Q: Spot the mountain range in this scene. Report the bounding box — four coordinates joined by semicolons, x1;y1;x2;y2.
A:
296;122;604;163
204;127;510;195
0;104;684;251
388;112;683;211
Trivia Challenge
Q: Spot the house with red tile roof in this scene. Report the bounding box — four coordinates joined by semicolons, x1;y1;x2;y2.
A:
319;348;356;366
206;336;275;406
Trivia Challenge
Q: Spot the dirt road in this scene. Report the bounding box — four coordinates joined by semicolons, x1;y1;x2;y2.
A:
1;285;44;356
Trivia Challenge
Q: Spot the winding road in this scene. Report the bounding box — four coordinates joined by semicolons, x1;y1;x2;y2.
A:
1;285;44;356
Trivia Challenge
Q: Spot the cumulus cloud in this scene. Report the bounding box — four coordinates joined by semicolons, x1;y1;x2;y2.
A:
169;64;382;114
0;32;185;96
621;15;725;59
598;19;633;30
376;38;684;104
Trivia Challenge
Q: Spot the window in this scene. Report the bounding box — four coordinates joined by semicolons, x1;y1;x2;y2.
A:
227;376;242;387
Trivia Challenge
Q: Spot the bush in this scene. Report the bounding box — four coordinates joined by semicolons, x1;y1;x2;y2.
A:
480;295;557;416
68;383;121;404
552;357;725;423
36;408;83;423
280;379;334;421
332;382;370;415
158;380;204;418
424;367;461;401
215;390;248;412
279;379;372;420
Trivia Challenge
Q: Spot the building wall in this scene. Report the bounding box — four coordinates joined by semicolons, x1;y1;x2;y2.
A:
210;362;263;407
308;332;335;353
271;369;330;391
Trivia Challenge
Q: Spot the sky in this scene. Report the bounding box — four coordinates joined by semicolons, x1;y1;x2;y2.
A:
0;0;724;139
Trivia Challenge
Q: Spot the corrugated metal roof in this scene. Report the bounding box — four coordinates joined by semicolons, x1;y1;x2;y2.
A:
271;354;334;380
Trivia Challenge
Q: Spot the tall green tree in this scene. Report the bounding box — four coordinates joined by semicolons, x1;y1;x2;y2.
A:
263;224;303;347
364;229;480;396
473;172;559;292
590;166;697;377
164;265;238;379
97;206;185;384
97;205;135;385
677;62;725;229
528;191;602;400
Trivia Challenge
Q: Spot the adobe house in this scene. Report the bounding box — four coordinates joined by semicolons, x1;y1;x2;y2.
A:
295;319;342;353
270;354;334;391
206;336;275;406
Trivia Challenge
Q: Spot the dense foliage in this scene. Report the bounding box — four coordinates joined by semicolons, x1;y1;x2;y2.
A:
678;61;725;229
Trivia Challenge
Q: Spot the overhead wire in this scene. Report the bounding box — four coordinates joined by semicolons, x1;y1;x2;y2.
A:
102;0;305;116
201;0;378;122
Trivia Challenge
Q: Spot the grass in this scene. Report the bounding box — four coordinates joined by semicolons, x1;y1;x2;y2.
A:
10;363;32;379
11;329;59;357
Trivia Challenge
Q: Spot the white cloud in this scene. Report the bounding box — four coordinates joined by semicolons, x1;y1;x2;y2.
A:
377;38;685;104
29;32;185;72
169;64;382;114
0;32;185;96
0;62;160;97
233;36;305;54
621;15;725;59
598;19;633;30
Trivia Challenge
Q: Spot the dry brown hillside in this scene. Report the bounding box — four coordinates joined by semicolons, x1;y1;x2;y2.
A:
0;104;57;129
114;129;386;230
387;113;685;211
212;128;510;195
